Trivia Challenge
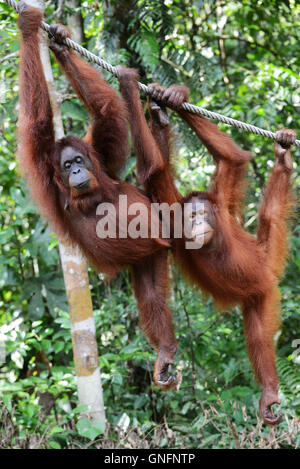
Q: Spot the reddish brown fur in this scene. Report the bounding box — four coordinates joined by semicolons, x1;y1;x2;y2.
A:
119;73;295;425
17;4;177;390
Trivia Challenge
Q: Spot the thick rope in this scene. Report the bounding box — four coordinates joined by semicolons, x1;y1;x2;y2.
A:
3;0;300;146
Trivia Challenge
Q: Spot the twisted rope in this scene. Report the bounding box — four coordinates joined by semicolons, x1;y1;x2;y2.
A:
3;0;300;146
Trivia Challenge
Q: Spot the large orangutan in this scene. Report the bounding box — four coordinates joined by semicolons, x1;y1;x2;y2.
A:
116;67;296;425
17;2;178;389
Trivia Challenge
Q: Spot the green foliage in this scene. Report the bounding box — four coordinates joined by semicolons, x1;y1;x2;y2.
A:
76;418;105;440
0;0;299;450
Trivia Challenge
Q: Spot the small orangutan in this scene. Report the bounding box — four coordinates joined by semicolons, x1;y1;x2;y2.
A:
17;2;178;389
116;67;296;425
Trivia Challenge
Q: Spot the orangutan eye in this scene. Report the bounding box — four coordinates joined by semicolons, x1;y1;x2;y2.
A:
64;161;71;170
75;156;83;164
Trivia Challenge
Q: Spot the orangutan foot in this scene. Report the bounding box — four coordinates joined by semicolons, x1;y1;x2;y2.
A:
153;348;178;391
259;389;282;425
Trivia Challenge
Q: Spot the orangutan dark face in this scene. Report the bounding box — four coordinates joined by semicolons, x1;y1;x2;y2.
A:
60;146;95;193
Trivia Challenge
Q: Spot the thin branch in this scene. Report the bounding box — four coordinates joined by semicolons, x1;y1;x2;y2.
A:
176;283;197;401
199;1;226;29
161;56;193;78
213;34;280;58
0;51;19;63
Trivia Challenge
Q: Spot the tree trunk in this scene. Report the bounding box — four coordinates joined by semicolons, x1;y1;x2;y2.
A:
66;0;87;46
